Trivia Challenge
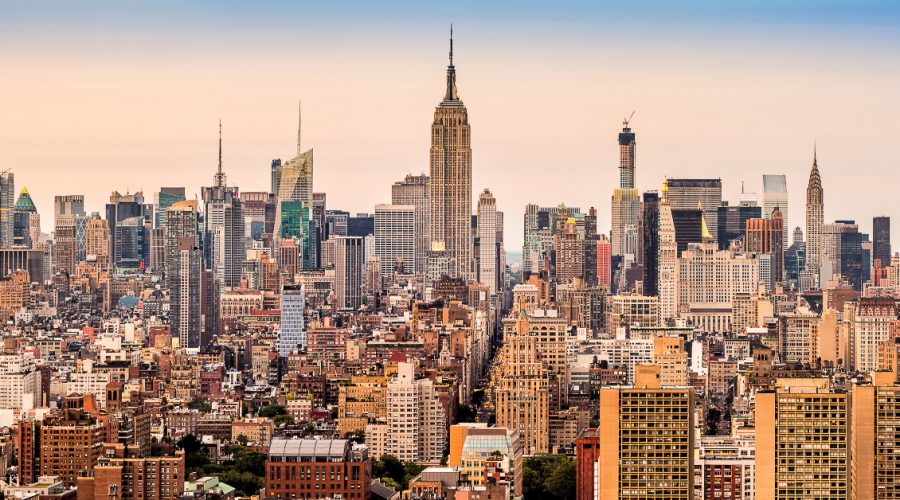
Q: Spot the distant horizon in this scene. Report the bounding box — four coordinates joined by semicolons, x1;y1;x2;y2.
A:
3;0;900;250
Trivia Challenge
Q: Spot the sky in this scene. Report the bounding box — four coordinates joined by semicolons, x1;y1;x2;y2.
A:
2;1;900;253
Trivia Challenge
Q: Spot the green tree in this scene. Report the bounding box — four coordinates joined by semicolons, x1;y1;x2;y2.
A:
343;429;365;444
187;397;212;413
273;414;295;427
234;448;267;477
176;434;202;455
523;454;576;500
218;470;264;497
373;455;406;487
258;404;287;418
235;434;249;446
456;403;477;423
378;477;400;490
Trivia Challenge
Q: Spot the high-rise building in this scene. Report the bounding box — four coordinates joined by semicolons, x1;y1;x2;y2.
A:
671;207;704;256
745;208;784;286
851;373;900;499
172;237;202;348
477;189;501;294
597;234;611;290
106;191;147;263
54;195;85;219
36;396;106;487
852;297;897;373
717;201;762;250
366;362;446;462
611;122;639;259
113;216;146;269
77;447;186;500
84;214;111;270
392;174;429;281
677;241;760;313
822;220;866;289
374;204;416;282
762;174;789;244
495;310;550;455
278;284;305;357
597;369;694;500
556;216;583;285
756;378;849;500
0;171;14;247
873;216;891;267
274;102;314;241
334;236;364;310
429;30;473;280
202;122;244;289
241;191;277;246
805;148;824;288
664;178;723;244
658;194;678;323
154;187;186;228
640;192;659;295
13;187;39;248
53;214;76;274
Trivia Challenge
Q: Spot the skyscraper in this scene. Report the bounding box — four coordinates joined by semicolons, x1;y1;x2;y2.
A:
805;147;824;288
274;104;314;242
172;236;202;348
611;117;640;257
555;216;583;285
658;189;678;323
716;201;762;250
664;178;723;244
84;214;110;270
155;187;186;228
640;192;659;295
374;204;416;281
278;284;305;356
202;121;244;289
762;174;789;244
477;189;500;294
334;235;364;310
0;171;14;247
106;191;147;263
13;187;38;248
745;207;784;286
429;29;473;280
872;216;891;267
392;174;429;281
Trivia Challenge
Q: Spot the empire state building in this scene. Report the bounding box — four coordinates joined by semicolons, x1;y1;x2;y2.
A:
429;28;473;280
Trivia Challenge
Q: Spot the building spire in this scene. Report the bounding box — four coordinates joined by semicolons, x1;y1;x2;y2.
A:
444;24;458;101
813;140;817;167
215;119;227;188
297;100;302;155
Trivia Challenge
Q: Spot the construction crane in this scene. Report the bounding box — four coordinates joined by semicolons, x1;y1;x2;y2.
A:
623;111;635;128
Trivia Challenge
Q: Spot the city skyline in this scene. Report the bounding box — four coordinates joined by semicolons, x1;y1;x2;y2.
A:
3;2;900;250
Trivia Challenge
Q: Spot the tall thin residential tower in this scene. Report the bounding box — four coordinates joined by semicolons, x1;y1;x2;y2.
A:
611;115;640;257
805;146;824;288
429;28;473;280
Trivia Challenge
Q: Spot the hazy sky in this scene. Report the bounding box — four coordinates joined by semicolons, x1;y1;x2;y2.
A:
3;1;900;251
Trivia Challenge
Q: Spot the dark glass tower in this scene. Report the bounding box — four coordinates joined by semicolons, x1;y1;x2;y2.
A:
873;216;891;267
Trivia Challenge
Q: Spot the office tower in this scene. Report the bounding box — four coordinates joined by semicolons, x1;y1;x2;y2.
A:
106;191;146;263
54;194;85;218
582;208;599;286
113;216;146;269
495;310;550;455
171;237;201;348
756;378;849;500
822;220;863;289
597;371;694;500
746;208;785;285
0;171;14;247
84;214;111;269
274;103;314;240
37;396;106;486
374;204;416;282
717;201;762;250
270;158;281;195
596;235;612;291
266;439;371;500
671;207;704;255
611;188;640;257
664;178;723;244
677;241;759;313
324;210;349;239
53;214;77;274
278;200;313;269
367;362;447;462
873;216;891;267
556;216;583;285
853;297;897;373
641;192;659;295
348;214;374;238
805;148;824;288
154;187;185;228
762;174;789;244
202;122;244;289
851;373;900;498
241;191;276;245
164;201;200;347
429;30;473;280
477;190;500;293
13;187;38;248
334;236;364;310
278;284;305;356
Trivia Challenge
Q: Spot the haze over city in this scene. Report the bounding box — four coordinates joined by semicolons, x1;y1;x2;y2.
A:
3;0;900;248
